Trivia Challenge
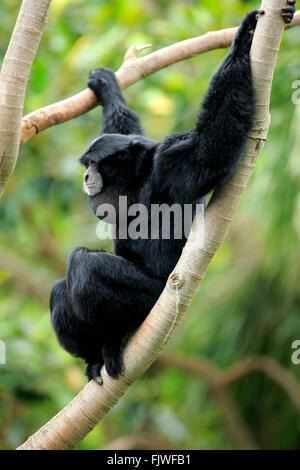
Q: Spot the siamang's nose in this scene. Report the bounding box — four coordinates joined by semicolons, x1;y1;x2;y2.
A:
84;173;89;182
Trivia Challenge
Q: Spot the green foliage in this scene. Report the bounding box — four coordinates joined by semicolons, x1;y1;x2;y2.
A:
0;0;299;450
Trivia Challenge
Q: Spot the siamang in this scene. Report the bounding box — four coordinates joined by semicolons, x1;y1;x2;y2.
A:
50;6;296;384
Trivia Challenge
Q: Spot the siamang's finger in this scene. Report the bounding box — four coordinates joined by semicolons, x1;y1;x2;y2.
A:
281;11;295;23
241;9;264;32
282;0;296;23
87;78;99;94
87;78;97;89
89;67;115;82
88;77;106;87
87;78;108;99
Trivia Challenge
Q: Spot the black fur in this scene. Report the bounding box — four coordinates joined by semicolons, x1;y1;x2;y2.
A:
50;10;266;383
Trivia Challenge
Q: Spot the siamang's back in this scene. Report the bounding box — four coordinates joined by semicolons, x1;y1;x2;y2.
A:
113;157;205;280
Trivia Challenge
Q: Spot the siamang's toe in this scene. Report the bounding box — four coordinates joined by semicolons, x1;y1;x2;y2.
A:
104;354;124;379
85;362;104;385
281;4;296;24
94;375;103;385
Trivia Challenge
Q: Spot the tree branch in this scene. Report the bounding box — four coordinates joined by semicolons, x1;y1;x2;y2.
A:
0;0;51;198
17;0;292;450
159;351;300;449
218;357;300;411
19;10;300;148
0;250;53;305
158;354;258;450
159;353;300;412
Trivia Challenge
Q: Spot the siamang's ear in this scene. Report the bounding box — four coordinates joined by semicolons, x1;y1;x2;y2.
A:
79;134;157;166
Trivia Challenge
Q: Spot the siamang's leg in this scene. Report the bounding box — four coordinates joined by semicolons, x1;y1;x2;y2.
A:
102;330;127;379
87;67;143;135
67;247;164;380
50;278;104;384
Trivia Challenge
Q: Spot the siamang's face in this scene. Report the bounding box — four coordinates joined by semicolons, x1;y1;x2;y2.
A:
83;162;103;197
81;156;125;221
79;134;134;198
82;153;130;196
79;136;134;222
79;133;157;219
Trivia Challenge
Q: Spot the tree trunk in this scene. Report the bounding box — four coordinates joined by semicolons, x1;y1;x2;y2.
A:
0;0;51;198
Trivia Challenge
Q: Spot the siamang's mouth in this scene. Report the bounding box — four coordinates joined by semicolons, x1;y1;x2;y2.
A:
83;183;102;197
90;190;120;222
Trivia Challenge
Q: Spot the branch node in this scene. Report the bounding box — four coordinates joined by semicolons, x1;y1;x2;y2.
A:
123;44;152;62
169;271;184;289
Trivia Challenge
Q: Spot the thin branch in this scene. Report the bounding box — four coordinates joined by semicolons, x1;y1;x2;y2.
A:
0;250;54;304
159;353;300;412
20;10;300;148
102;433;175;450
158;354;258;450
0;0;51;197
218;357;300;411
17;0;291;450
213;388;258;450
159;352;300;449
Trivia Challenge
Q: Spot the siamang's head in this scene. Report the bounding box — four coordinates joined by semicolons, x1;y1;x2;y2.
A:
79;133;157;217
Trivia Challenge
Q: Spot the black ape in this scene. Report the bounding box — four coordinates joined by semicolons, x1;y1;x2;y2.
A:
50;7;295;384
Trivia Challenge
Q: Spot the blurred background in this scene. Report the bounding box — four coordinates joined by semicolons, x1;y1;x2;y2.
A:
0;0;299;450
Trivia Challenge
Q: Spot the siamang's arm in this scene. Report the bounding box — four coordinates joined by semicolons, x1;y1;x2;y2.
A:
153;10;260;204
87;67;143;136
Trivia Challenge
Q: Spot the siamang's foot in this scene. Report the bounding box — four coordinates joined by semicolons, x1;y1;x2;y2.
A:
282;1;296;24
103;350;124;379
85;362;104;385
87;67;120;103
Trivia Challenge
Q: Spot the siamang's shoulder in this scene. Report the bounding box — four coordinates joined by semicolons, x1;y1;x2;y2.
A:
153;131;198;169
158;130;197;152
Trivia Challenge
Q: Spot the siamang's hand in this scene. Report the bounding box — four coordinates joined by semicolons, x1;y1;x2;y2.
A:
281;0;296;24
232;9;264;57
87;67;119;102
240;9;265;34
